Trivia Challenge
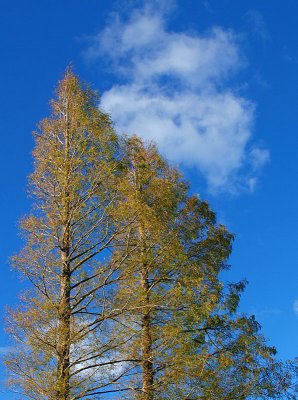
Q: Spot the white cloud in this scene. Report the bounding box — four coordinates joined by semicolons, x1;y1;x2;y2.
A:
293;300;298;315
250;147;270;170
84;2;269;193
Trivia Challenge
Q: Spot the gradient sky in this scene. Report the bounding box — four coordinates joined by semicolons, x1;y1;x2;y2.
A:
1;0;298;397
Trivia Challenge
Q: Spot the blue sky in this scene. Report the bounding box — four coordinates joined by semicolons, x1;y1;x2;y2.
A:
1;0;298;397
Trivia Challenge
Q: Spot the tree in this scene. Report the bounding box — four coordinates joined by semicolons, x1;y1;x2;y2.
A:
109;135;187;399
109;136;293;400
5;70;130;400
5;72;294;400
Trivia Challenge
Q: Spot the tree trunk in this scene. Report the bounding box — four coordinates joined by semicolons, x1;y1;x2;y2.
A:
140;263;154;400
57;247;71;400
57;95;71;400
131;151;154;400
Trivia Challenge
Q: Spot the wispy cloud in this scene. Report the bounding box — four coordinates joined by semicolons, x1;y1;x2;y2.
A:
293;300;298;315
245;10;270;42
83;1;269;193
0;346;13;355
250;307;281;320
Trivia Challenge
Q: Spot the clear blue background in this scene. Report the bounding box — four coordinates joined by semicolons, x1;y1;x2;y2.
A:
1;0;298;397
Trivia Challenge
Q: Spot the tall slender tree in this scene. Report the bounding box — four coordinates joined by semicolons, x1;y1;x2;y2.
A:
113;136;187;399
110;136;293;400
5;70;130;400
